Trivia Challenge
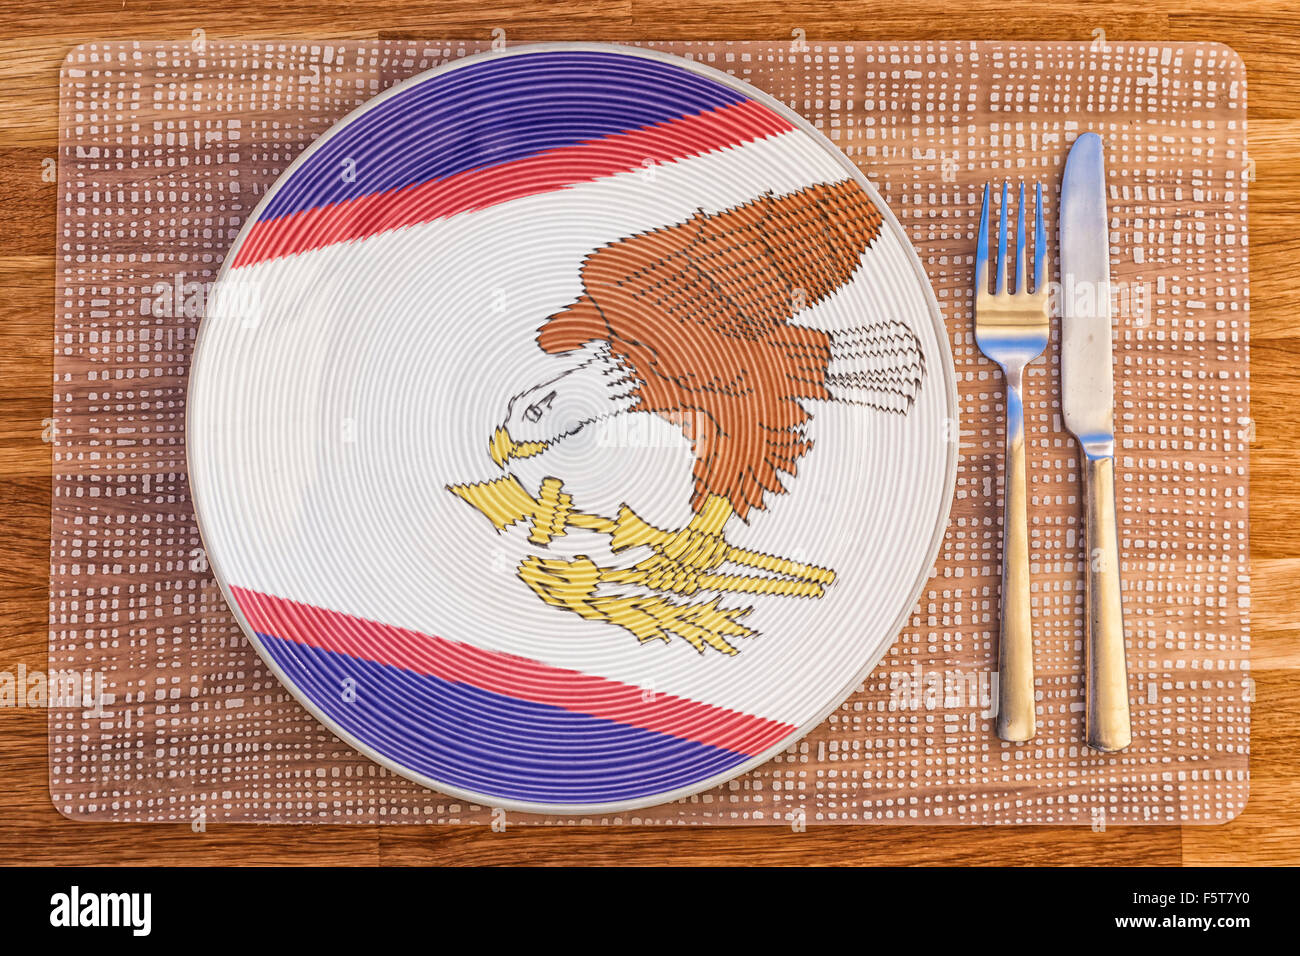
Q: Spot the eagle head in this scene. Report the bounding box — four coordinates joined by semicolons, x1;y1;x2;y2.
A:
490;346;636;468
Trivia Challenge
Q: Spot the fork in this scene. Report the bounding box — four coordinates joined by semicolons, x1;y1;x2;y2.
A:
974;181;1049;743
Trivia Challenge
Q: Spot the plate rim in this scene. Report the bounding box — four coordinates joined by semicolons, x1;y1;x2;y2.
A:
187;39;961;816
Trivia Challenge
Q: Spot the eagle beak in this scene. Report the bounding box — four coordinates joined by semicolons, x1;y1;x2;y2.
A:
489;426;548;468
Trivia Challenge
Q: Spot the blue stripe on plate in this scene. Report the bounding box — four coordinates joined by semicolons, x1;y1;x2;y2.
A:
257;50;750;225
257;632;754;805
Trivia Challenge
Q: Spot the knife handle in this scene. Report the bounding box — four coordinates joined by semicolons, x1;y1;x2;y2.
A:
996;378;1035;742
1081;453;1132;752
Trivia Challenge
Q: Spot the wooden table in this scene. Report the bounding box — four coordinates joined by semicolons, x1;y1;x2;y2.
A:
2;1;1296;866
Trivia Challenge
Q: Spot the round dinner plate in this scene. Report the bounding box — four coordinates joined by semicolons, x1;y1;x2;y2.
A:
189;43;958;814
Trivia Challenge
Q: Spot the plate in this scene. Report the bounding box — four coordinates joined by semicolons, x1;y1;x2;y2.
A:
188;43;958;814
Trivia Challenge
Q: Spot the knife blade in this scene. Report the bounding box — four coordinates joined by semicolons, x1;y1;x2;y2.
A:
1061;133;1114;454
1059;132;1132;752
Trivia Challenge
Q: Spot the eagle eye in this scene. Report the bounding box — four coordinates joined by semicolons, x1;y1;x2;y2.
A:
524;390;557;424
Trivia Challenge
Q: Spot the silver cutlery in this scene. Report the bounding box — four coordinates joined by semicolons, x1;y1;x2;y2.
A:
974;181;1049;743
1060;132;1132;752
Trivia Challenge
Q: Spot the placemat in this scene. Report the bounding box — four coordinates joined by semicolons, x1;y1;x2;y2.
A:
50;38;1249;825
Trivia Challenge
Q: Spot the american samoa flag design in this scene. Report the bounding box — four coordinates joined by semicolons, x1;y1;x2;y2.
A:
197;49;938;809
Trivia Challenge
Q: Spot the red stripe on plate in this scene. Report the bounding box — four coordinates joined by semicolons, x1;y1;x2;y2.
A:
229;585;797;757
229;98;795;269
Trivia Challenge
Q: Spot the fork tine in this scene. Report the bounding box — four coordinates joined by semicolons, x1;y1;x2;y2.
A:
1034;182;1047;294
1015;181;1027;293
995;181;1009;295
976;182;990;294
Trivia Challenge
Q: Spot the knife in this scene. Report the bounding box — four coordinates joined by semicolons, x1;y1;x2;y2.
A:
1059;132;1132;752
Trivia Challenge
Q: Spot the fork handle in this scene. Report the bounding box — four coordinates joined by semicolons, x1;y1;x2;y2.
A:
996;377;1036;742
1081;453;1132;752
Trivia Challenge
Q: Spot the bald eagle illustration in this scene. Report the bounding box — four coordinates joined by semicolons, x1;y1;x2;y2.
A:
449;179;926;656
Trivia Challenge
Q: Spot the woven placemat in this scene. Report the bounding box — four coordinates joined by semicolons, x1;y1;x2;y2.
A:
50;38;1249;825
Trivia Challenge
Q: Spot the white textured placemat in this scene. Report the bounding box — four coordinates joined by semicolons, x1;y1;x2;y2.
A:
50;38;1249;824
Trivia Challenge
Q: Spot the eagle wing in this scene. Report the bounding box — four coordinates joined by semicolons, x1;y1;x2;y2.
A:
538;180;886;518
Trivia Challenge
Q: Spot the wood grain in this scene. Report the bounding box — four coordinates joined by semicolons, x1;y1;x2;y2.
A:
2;1;1297;866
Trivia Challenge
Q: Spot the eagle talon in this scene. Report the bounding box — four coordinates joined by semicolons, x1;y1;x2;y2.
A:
516;554;751;655
450;478;834;653
448;478;835;595
607;496;837;597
